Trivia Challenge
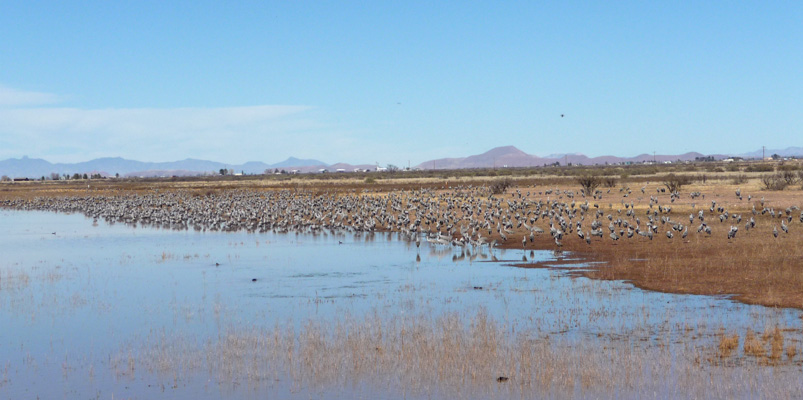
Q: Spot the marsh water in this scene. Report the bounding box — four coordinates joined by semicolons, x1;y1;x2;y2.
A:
1;210;801;399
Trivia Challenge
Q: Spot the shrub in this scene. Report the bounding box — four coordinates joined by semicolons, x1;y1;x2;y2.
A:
663;174;692;193
576;175;602;195
603;177;617;188
761;173;788;191
780;170;799;186
490;178;513;194
731;174;748;185
745;163;774;173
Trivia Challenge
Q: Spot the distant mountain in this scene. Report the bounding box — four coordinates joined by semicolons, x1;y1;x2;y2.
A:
416;146;732;170
122;169;216;178
739;147;803;159
3;145;799;178
271;157;327;168
0;156;330;178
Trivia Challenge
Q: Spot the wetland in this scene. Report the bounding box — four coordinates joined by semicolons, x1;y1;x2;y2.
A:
1;172;803;399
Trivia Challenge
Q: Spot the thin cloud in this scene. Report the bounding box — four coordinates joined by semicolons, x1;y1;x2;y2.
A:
0;105;319;162
0;85;62;107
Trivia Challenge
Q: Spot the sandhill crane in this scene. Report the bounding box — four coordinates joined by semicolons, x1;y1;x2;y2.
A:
727;226;738;239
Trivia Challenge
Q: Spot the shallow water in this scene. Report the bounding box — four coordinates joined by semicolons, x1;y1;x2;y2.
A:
0;210;801;399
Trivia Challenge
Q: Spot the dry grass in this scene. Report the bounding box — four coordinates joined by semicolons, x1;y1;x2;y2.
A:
744;329;767;357
718;333;740;358
115;310;803;399
787;343;798;360
514;180;803;309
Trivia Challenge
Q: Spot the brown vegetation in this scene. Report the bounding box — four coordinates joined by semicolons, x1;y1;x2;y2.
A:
115;310;803;399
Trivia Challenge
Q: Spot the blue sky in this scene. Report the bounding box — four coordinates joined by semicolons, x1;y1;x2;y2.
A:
1;1;801;165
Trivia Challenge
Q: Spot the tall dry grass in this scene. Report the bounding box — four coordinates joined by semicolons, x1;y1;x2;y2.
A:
116;310;803;399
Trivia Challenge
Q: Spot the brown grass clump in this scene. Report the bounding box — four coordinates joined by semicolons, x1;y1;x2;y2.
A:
717;333;740;358
786;343;798;360
743;329;766;358
769;327;785;361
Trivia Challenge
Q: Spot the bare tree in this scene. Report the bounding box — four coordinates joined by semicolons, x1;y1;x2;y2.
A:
490;178;513;195
762;173;789;191
663;174;691;193
576;175;602;195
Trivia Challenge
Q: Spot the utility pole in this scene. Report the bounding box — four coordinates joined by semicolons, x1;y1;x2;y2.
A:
565;154;568;167
653;151;656;164
762;146;765;161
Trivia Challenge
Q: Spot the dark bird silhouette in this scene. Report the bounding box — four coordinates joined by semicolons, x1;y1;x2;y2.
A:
560;114;565;118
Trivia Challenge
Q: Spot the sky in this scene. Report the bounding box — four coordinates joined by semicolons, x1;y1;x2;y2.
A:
1;1;801;165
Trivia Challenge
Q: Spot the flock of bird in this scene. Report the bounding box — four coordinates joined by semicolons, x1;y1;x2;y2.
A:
2;184;801;252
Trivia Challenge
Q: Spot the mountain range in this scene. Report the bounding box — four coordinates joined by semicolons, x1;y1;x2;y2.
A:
415;146;724;169
1;146;801;178
0;156;330;178
414;146;803;169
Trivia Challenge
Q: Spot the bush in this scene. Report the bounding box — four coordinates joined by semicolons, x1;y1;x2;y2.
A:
603;177;617;188
761;173;788;191
780;170;799;186
731;174;748;185
365;177;376;184
576;175;602;195
745;163;774;173
490;178;513;194
663;174;692;193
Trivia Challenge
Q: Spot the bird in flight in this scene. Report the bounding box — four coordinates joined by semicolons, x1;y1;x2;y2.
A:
561;114;565;118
